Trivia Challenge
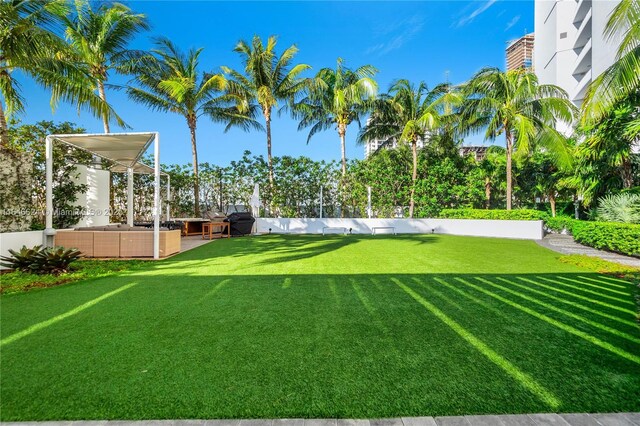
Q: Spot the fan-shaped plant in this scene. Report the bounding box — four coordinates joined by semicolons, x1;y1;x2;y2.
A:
596;193;640;223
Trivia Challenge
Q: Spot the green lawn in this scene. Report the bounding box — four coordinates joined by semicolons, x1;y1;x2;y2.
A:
1;234;639;420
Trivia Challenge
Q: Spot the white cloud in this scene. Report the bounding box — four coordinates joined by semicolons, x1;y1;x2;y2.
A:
505;15;521;31
365;15;425;56
455;0;498;28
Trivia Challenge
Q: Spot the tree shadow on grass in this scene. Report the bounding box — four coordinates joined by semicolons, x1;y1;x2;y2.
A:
164;233;440;267
1;271;638;420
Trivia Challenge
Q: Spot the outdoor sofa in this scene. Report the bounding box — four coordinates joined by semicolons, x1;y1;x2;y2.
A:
54;224;181;258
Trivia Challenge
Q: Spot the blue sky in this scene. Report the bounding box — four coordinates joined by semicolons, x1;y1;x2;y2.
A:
15;0;534;166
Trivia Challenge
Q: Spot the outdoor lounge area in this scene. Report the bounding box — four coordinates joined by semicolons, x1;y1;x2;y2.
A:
1;234;639;421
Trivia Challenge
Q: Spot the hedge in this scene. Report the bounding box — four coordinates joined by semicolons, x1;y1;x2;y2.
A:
571;221;640;258
437;209;640;258
438;209;547;221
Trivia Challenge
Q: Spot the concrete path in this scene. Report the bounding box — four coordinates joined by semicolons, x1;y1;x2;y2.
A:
2;414;640;426
537;234;640;268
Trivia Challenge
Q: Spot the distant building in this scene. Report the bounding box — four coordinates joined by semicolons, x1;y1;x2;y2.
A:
459;146;489;162
534;0;621;108
363;138;426;159
506;33;535;71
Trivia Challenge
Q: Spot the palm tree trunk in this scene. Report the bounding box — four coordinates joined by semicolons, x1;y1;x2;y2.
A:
549;193;556;217
485;177;491;209
409;139;418;218
0;101;8;148
97;80;110;133
188;116;200;217
264;107;274;188
621;157;633;188
338;123;347;177
505;131;513;210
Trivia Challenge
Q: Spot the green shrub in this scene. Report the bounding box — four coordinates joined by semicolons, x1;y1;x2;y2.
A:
0;245;82;275
438;209;547;221
543;215;575;233
571;221;640;258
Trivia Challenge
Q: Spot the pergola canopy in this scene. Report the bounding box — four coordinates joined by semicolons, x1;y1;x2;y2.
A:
109;161;168;176
45;132;164;259
48;132;156;169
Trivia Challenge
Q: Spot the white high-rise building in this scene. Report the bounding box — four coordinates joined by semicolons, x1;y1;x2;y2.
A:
363;138;426;158
534;0;621;108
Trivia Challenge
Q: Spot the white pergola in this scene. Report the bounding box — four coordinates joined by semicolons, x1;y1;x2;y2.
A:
44;132;163;259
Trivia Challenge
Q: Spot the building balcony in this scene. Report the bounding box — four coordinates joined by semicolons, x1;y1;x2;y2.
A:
573;8;592;49
573;38;592;75
573;0;592;24
573;69;592;103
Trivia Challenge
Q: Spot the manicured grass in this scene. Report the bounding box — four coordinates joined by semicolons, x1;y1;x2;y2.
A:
1;234;639;420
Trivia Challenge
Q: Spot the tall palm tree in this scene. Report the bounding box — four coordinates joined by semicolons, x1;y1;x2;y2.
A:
582;0;640;135
61;1;149;133
126;38;260;216
0;0;115;148
358;80;453;217
459;68;576;210
222;35;310;190
295;58;378;177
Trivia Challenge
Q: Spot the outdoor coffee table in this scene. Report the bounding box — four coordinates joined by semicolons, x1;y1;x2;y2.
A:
202;221;231;239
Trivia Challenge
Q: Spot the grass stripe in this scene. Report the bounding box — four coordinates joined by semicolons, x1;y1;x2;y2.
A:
1;283;138;347
536;276;634;305
456;278;640;365
392;278;561;410
553;276;632;296
489;277;640;344
518;277;636;316
576;276;629;290
495;277;638;328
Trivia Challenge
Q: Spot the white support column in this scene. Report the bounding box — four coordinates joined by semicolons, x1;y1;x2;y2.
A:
166;175;171;221
319;186;323;219
153;133;160;260
127;167;134;226
44;136;56;246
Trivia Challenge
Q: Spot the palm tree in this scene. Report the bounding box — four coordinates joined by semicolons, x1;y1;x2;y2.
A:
359;80;458;217
0;0;115;148
459;68;576;210
295;58;378;177
582;0;640;135
61;1;149;133
222;35;310;191
126;38;260;216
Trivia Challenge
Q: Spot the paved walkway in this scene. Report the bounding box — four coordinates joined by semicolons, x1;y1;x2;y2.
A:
537;234;640;268
2;414;640;426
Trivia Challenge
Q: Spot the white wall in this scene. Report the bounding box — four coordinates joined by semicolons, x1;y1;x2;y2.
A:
74;165;111;227
257;218;544;240
0;231;45;269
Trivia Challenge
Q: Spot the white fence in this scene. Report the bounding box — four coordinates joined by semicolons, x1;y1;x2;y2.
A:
0;230;45;269
256;218;544;240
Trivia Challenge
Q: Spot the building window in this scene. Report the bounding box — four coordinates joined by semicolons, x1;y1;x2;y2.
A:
560;32;567;39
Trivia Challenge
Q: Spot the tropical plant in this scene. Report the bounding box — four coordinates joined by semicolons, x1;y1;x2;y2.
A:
223;35;310;193
459;68;576;209
61;0;149;132
0;0;118;148
582;93;639;190
596;193;640;224
296;58;378;177
582;0;640;139
126;38;259;216
359;80;454;217
476;146;506;209
0;245;82;274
